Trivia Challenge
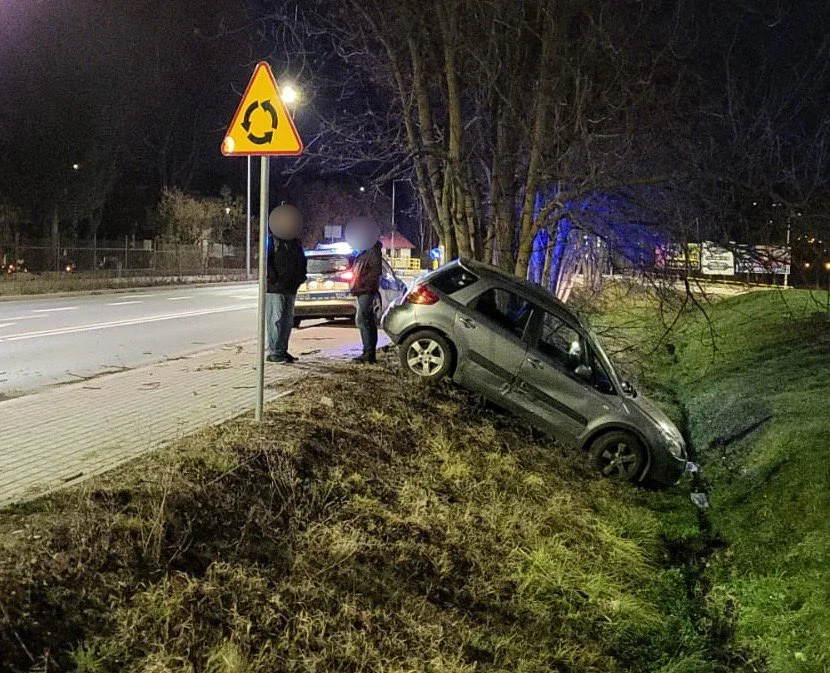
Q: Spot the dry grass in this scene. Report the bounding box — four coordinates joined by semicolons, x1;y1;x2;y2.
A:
0;360;709;673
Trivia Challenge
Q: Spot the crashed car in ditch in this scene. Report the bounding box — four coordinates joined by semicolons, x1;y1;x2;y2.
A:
382;258;691;486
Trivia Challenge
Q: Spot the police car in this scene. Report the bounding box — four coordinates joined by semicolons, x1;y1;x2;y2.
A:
293;242;408;328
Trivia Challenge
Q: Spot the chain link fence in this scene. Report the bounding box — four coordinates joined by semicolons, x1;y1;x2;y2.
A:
1;237;248;278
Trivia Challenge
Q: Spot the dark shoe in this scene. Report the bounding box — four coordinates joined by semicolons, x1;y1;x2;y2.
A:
284;353;298;363
267;354;289;363
353;353;377;364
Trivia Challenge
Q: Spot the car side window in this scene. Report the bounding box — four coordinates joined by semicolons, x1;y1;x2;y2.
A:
535;310;584;370
470;288;531;338
588;348;616;394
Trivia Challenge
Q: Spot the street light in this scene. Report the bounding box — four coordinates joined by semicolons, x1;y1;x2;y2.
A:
72;163;80;170
281;84;299;105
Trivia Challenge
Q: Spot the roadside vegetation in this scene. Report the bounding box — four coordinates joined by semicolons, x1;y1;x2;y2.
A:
586;287;830;673
1;362;712;673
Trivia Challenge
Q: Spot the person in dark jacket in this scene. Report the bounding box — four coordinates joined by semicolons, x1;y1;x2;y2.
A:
349;240;383;363
266;234;307;363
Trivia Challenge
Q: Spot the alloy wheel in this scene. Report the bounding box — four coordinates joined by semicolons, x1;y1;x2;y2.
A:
406;339;445;377
599;441;639;479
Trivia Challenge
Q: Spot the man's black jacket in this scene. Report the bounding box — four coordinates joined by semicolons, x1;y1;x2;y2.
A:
350;241;383;296
267;237;307;294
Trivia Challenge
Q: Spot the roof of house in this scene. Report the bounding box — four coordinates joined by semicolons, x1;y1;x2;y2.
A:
380;234;416;249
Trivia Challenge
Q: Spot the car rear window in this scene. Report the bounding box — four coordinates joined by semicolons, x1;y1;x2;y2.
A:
307;255;351;275
430;266;479;295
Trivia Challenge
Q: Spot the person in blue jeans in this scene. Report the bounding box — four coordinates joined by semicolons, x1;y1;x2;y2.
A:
266;234;307;363
349;240;383;364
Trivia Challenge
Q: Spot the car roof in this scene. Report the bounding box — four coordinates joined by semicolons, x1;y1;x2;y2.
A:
455;257;577;318
304;250;351;258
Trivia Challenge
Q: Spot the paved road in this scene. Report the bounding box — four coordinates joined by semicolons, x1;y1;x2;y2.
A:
0;283;364;397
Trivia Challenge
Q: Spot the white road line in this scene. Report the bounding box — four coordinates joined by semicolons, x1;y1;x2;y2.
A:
0;314;46;320
32;306;78;313
118;294;156;299
107;301;142;306
0;322;16;329
166;296;192;301
0;304;255;343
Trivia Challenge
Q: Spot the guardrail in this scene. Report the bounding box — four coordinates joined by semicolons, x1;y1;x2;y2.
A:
387;257;422;270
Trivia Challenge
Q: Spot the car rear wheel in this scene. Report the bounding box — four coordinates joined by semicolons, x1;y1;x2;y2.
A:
400;331;453;383
589;431;647;482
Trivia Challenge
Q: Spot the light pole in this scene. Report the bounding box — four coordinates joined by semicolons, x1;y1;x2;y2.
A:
824;261;830;311
246;157;252;279
391;179;406;266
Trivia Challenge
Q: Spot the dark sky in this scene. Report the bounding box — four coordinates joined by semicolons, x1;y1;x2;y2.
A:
1;0;828;240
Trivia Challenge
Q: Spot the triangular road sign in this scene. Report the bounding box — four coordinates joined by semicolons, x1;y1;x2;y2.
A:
221;62;303;156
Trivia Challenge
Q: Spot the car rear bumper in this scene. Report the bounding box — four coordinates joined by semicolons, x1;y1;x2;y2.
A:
380;300;412;343
294;298;356;319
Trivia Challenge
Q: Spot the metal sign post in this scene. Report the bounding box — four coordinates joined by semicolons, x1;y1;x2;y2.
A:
255;157;269;421
221;61;304;423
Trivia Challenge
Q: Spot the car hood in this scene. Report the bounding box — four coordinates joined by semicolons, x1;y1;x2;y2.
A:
626;392;675;430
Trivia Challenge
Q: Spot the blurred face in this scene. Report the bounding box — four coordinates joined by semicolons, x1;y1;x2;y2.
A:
269;204;303;239
345;217;380;252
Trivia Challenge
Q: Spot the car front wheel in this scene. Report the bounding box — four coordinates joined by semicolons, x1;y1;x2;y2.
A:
400;330;453;383
589;431;647;482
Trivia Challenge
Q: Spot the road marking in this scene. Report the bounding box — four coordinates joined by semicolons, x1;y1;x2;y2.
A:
166;296;192;301
107;301;142;306
118;294;155;299
0;314;46;320
0;322;16;329
32;306;78;313
0;304;255;343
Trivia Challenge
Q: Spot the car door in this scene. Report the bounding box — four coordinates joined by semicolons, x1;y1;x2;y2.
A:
375;259;408;319
453;286;531;412
514;306;611;443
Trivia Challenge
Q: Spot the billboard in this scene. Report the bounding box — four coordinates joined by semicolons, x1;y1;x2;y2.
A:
701;242;735;276
655;242;700;271
734;245;791;275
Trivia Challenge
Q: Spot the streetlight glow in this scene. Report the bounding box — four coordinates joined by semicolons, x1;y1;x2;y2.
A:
72;163;79;170
281;84;299;104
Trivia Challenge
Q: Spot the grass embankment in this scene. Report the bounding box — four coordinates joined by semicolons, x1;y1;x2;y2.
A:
591;288;830;673
0;273;246;297
1;363;709;672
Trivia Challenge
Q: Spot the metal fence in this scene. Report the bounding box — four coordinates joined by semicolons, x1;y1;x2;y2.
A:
0;238;248;277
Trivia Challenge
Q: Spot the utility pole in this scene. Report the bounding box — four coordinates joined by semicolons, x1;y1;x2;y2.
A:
784;215;791;288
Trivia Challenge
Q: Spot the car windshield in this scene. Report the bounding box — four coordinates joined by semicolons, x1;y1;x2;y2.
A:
306;254;351;275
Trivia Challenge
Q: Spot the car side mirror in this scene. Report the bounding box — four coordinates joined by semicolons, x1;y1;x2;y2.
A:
575;364;593;380
621;380;636;396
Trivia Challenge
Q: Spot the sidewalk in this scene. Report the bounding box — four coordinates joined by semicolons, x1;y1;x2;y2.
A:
0;339;366;508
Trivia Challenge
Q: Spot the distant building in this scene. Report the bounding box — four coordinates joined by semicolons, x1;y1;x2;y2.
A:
380;233;417;269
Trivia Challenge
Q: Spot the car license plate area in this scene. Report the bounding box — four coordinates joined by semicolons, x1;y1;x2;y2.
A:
297;292;351;302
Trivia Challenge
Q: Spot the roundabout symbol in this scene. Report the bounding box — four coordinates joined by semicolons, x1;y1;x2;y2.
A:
241;100;279;145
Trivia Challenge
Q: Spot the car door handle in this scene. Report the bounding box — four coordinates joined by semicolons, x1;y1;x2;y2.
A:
459;317;477;329
527;357;543;369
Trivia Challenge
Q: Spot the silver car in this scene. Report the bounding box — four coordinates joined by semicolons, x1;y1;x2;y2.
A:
382;259;689;486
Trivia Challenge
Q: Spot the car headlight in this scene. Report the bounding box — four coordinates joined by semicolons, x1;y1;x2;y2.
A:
659;422;686;459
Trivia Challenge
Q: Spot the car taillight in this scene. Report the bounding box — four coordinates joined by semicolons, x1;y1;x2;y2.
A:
405;285;439;305
338;270;354;281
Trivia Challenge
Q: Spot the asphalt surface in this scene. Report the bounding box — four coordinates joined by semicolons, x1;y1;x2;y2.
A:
0;283;364;397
